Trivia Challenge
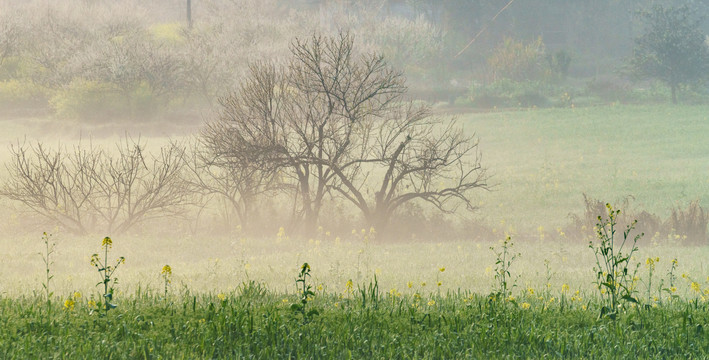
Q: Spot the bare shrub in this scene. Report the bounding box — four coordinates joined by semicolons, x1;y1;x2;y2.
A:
1;138;192;235
668;201;708;245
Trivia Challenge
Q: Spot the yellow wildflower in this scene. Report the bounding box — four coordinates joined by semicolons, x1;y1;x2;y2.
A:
691;282;701;293
521;302;530;309
102;236;112;248
427;300;436;306
217;293;226;301
161;265;172;276
64;299;75;311
90;254;99;266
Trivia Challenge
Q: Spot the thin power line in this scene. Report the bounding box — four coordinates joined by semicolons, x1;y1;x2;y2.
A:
454;0;517;59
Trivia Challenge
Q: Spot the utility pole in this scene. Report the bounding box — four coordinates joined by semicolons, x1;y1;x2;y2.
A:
187;0;192;29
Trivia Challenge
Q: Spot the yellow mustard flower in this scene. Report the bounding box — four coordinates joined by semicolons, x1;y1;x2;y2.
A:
161;265;172;276
691;282;701;293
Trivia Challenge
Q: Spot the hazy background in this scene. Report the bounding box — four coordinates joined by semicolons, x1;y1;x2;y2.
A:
0;0;707;296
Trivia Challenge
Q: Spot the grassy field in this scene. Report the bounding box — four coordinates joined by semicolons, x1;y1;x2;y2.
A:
463;104;709;234
0;104;708;358
1;289;707;358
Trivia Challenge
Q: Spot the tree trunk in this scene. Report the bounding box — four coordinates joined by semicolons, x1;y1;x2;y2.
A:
367;205;392;240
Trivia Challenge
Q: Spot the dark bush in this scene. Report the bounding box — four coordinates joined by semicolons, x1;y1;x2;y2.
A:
667;201;708;245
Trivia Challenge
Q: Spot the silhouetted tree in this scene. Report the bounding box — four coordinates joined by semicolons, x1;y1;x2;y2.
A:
204;32;405;236
204;32;488;237
327;102;487;235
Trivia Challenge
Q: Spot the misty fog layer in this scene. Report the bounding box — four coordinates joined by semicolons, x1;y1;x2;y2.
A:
0;0;707;299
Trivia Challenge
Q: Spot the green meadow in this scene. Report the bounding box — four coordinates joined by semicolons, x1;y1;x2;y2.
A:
0;104;708;358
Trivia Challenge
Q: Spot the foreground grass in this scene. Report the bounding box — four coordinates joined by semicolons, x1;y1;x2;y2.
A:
1;287;707;359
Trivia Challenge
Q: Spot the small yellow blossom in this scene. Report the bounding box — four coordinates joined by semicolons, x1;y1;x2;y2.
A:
439;267;446;273
437;281;442;287
561;284;569;293
691;282;701;293
427;300;436;306
527;287;535;295
218;293;226;301
161;265;172;276
521;302;530;309
64;299;75;311
72;292;81;300
407;281;413;289
102;236;112;248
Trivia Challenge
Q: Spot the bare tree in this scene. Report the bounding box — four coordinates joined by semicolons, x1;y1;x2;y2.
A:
205;32;405;235
327;103;488;235
184;135;278;233
1;138;192;235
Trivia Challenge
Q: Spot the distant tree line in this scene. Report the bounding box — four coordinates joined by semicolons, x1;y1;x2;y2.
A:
0;0;706;123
